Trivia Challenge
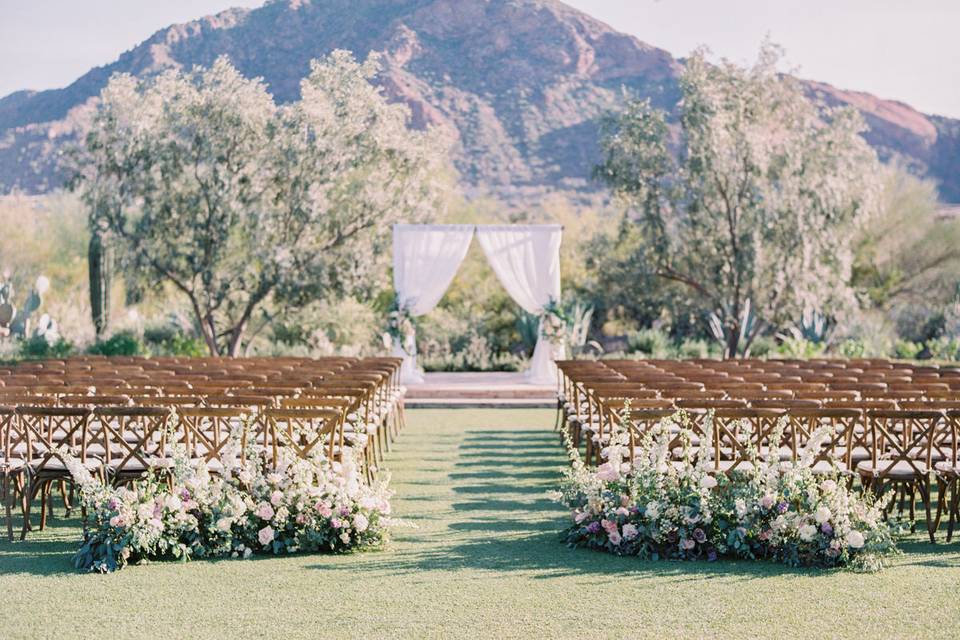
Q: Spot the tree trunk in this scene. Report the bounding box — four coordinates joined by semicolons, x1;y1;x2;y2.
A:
725;322;741;359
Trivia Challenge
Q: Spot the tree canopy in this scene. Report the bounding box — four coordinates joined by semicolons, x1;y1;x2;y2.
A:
594;44;882;356
72;51;441;355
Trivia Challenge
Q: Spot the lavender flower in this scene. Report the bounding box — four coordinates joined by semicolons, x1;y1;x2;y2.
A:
585;521;601;534
692;528;707;543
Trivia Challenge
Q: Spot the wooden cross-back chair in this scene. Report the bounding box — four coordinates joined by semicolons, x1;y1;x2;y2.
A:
16;405;96;538
858;409;941;542
1;406;23;541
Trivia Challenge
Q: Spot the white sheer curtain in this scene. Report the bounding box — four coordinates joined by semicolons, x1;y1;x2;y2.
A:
475;225;563;385
392;224;475;383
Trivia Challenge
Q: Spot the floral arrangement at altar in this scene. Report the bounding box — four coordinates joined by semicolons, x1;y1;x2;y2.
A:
62;429;396;573
385;298;417;355
551;413;903;572
539;299;569;347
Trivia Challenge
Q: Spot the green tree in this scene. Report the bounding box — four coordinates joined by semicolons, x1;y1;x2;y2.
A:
71;52;440;355
594;44;881;356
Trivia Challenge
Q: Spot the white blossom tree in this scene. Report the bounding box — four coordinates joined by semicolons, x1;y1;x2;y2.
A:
72;51;441;355
595;43;882;356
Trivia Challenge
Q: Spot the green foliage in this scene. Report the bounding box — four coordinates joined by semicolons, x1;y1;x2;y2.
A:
19;335;74;359
777;337;826;359
72;52;441;356
87;330;143;356
892;340;923;360
837;339;867;358
143;324;206;357
746;335;775;358
594;42;880;356
927;337;960;361
627;328;672;358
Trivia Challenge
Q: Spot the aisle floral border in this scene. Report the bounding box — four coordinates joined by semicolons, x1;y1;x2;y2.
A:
551;411;903;572
60;417;398;573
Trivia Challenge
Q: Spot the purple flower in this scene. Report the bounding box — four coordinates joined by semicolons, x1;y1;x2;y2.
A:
107;498;118;511
821;522;833;536
776;501;789;514
707;549;718;562
585;521;601;534
692;528;707;544
180;489;191;501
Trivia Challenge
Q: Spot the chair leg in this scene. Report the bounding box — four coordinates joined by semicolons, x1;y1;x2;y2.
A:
20;479;40;540
948;478;960;543
920;477;935;544
2;475;13;543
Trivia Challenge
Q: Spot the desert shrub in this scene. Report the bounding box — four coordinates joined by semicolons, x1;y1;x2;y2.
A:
837;339;867;358
87;330;143;356
747;336;775;358
19;336;75;359
927;337;960;361
626;329;672;358
677;338;713;359
892;340;923;360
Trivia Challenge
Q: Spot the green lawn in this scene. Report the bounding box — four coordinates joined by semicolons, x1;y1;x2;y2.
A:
2;408;959;639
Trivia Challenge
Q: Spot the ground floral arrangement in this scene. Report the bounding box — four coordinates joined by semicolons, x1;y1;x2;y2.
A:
552;413;903;572
61;425;396;573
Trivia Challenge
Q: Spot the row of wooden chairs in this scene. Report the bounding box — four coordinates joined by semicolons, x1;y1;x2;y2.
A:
556;359;960;543
0;356;407;541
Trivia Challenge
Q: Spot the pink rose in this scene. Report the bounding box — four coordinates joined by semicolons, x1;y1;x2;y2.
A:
760;494;775;510
258;525;275;546
270;490;284;507
622;523;639;541
601;519;618;535
330;517;342;529
256;502;275;521
608;531;622;546
315;502;333;517
595;462;620;482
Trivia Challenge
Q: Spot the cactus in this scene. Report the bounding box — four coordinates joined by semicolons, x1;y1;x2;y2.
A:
0;275;53;340
89;230;113;338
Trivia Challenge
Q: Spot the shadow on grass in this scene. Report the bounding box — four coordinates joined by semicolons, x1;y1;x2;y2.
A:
0;518;81;576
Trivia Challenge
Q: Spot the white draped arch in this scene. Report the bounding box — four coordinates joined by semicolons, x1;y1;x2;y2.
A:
390;224;563;385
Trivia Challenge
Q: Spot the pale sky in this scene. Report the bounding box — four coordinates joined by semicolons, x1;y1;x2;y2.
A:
1;0;958;118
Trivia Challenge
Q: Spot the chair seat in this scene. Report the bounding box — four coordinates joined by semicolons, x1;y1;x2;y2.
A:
0;457;25;472
29;457;101;472
934;461;960;477
856;459;929;479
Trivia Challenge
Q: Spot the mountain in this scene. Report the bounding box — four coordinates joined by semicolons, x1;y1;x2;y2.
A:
1;0;958;204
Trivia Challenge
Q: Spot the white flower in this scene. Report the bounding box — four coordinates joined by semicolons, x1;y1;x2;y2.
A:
820;479;837;493
622;523;639;540
847;530;865;549
798;523;817;542
216;517;232;532
814;506;831;524
339;532;350;544
700;475;717;490
645;502;660;519
354;513;369;532
164;494;183;512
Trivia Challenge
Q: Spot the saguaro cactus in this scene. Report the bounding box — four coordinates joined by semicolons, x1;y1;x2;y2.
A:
88;230;113;338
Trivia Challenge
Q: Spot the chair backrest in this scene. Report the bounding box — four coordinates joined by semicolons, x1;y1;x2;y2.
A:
263;408;342;466
16;405;93;476
93;406;171;482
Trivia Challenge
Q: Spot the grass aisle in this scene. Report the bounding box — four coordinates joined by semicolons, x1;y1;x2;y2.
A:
1;408;959;639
